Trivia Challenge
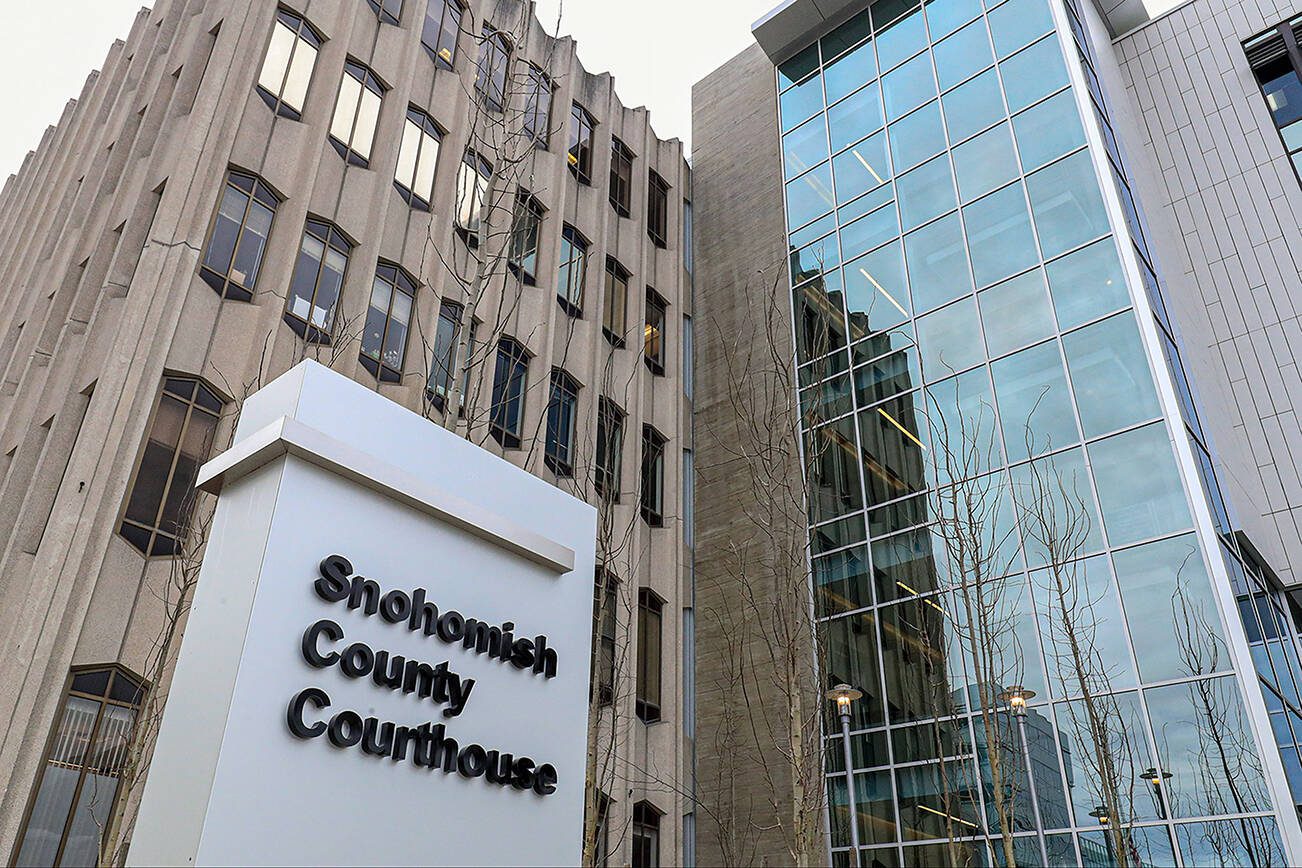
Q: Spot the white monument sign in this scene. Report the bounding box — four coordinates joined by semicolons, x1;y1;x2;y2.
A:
128;361;597;866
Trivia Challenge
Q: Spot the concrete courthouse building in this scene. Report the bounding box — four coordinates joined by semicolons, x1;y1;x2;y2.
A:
0;0;693;865
693;0;1302;865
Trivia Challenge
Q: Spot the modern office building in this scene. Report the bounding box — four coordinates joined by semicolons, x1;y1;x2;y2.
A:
694;0;1302;865
0;1;693;865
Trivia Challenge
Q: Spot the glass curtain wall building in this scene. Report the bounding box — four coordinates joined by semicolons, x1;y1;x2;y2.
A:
770;0;1302;864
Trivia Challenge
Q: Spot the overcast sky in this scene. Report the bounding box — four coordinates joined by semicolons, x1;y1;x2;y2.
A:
0;1;770;180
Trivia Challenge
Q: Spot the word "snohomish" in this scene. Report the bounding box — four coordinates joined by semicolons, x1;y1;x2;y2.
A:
315;554;559;678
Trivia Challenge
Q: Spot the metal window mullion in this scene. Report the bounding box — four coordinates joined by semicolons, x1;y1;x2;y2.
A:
49;696;109;868
147;396;196;547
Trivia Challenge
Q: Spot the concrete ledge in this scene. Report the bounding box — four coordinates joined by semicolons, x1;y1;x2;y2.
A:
196;415;576;574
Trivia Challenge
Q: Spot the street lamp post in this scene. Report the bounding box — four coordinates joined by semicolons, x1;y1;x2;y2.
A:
827;684;863;867
998;686;1048;867
1140;767;1173;819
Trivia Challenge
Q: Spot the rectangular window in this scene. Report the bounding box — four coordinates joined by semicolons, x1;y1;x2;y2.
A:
636;590;664;723
647;171;669;248
475;26;511;112
683;447;694;549
523;65;552;148
360;263;415;383
568;103;595;183
256;8;321;119
632;803;662;867
456;150;492;245
367;0;403;25
592;571;618;704
1245;18;1302;181
421;0;463;69
557;225;588;315
509;193;544;284
490;337;529;448
641;425;666;527
591;791;612;867
329;60;385;167
394;107;442;209
644;288;667;375
120;378;222;556
545;369;580;476
595;397;624;502
603;258;629;346
285;219;351;340
427;299;462;409
683;198;694;274
682;314;693;399
609;138;634;216
13;668;145;868
200;170;278;301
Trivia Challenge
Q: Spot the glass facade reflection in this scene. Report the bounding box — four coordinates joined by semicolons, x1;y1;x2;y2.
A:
774;0;1298;864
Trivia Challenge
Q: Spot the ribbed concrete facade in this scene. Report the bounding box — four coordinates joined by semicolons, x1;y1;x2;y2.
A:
0;1;692;864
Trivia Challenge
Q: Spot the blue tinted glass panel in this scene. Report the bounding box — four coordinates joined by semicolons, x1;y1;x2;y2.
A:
834;130;891;203
883;53;938;120
840;183;896;224
889;101;947;171
1089;422;1192;546
1044;237;1128;330
896;155;956;230
778;43;819;90
933;18;994;91
925;0;983;39
963;183;1038;286
846;241;912;335
1012;89;1085;171
977;269;1054;357
784;116;830;180
987;0;1055;57
874;3;927;70
781;73;825;131
840;201;900;261
1011;447;1104;565
1000;36;1069;113
787;163;836;231
1027;150;1111;259
1062;311;1161;438
825;40;878;104
904;212;971;313
992;340;1078;460
941;68;1006;142
829;83;885;151
917;297;984;379
952;122;1019;202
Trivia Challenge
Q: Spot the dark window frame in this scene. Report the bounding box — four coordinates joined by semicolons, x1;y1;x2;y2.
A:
490;336;530;448
557;224;589;317
644;287;668;376
568;102;596;184
544;368;581;476
360;262;417;383
635;590;664;723
632;801;663;867
119;377;223;557
1244;17;1302;187
427;298;464;411
609;137;634;217
284;218;353;343
523;64;554;149
367;0;403;25
474;25;512;113
394;106;443;210
328;59;386;168
421;0;464;70
603;257;629;347
591;570;619;705
508;192;545;285
595;396;624;502
13;666;147;868
647;170;669;248
255;7;323;121
455;149;494;247
640;424;666;527
199;169;280;301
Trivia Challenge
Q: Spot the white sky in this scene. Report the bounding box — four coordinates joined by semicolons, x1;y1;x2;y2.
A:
0;0;771;180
